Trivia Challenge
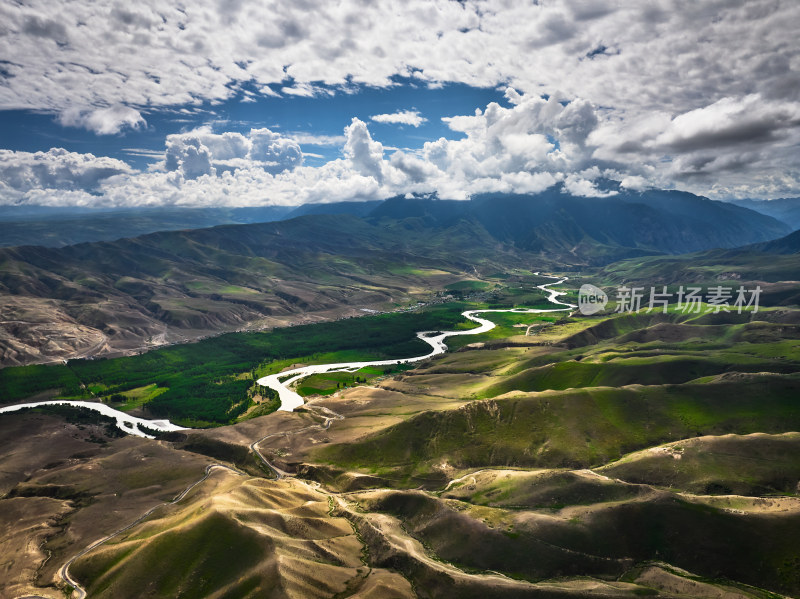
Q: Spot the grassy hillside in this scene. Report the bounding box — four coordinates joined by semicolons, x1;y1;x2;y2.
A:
282;304;800;595
356;487;800;594
600;228;800;286
598;432;800;495
318;374;800;477
70;474;408;599
0;213;512;366
315;309;800;478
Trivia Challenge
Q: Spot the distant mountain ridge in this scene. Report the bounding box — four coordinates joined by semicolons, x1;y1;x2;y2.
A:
285;200;384;219
0;205;294;248
752;228;800;254
367;186;789;257
727;197;800;230
1;186;789;250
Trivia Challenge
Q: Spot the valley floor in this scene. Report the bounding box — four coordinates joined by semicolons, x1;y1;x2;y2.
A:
2;275;800;598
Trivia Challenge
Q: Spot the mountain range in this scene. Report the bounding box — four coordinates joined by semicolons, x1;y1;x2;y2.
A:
0;189;792;249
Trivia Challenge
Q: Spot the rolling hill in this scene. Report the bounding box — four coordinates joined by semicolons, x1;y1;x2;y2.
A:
2;270;799;598
0;213;516;366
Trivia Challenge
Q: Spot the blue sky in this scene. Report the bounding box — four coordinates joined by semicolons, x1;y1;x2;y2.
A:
1;81;505;170
0;1;798;208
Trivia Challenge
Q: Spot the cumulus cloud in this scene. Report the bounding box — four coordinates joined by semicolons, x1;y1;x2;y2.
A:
200;131;251;161
431;92;598;185
163;127;303;179
1;86;799;208
654;94;800;152
370;110;427;127
619;175;651;191
0;148;134;195
249;129;304;173
343;119;386;183
563;174;617;198
57;106;146;135
2;1;797;117
589;93;800;194
0;90;660;207
389;151;439;183
93;91;617;207
165;137;215;179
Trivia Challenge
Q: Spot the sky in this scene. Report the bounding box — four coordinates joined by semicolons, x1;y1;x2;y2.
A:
0;0;798;209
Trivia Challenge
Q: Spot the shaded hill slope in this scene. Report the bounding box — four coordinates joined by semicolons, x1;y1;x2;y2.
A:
0;214;507;366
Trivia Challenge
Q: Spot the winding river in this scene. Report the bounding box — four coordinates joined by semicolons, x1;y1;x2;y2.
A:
0;275;574;434
0;400;187;438
257;275;575;411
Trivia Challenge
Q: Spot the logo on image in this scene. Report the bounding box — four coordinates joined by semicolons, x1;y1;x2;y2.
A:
578;284;608;315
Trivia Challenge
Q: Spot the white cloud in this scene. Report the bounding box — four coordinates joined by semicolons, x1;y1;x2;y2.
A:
654;94;800;152
163;127;303;178
0;1;798;197
249;128;303;173
563;174;617;198
76;92;609;207
2;1;797;118
370;110;427;127
0;148;134;194
0;91;657;207
343;118;386;183
280;83;334;98
122;148;164;158
389;151;440;183
57;105;146;135
1;86;799;208
165;136;215;179
588;93;800;195
287;133;347;146
430;93;593;183
200;131;250;161
619;175;650;191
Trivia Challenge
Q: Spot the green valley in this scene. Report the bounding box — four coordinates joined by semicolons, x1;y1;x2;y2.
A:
1;202;800;599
